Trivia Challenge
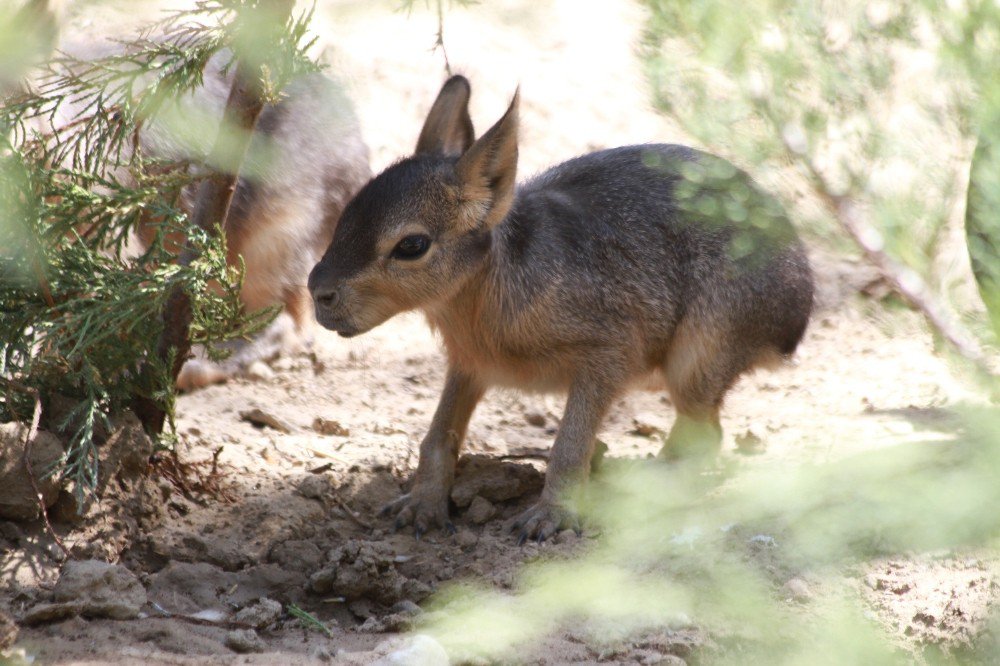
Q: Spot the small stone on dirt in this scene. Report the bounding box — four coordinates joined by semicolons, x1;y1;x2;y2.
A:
524;411;547;427
455;530;478;550
735;430;766;455
0;610;17;650
313;417;350;437
234;597;282;628
245;361;275;382
390;600;422;616
240;408;293;433
0;423;64;521
553;529;578;545
465;496;496;524
450;455;544;508
309;540;430;605
297;474;331;500
225;628;265;653
782;578;812;602
631;413;666;437
25;560;147;623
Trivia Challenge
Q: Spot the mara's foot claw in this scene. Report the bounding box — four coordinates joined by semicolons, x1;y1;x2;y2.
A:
511;500;580;544
381;490;451;538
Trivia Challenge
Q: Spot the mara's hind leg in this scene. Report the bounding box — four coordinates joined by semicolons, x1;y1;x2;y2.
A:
659;317;747;461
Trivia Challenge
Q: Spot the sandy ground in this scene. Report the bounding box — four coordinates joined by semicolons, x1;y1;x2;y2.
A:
2;1;999;664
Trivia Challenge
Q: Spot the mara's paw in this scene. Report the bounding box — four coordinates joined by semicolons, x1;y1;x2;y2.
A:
511;499;581;545
380;489;455;539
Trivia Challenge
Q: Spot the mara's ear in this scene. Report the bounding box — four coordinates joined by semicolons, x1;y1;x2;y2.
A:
454;88;519;231
415;75;475;157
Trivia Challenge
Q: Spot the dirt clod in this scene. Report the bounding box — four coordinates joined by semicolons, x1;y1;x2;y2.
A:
25;560;146;623
297;474;331;500
226;628;265;653
735;430;766;455
0;610;17;650
465;495;497;524
309;540;430;605
234;597;282;628
782;578;812;602
313;418;350;437
240;408;293;433
631;413;667;438
0;423;64;521
524;411;547;427
450;455;544;508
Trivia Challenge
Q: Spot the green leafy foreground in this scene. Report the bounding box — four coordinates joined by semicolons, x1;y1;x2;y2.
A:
0;0;316;501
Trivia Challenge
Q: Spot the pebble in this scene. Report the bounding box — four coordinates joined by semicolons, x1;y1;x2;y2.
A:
225;628;265;654
297;475;330;500
631;413;666;437
524;411;547;427
240;408;293;433
313;418;350;437
782;578;812;602
455;530;478;550
465;496;496;525
234;597;282;628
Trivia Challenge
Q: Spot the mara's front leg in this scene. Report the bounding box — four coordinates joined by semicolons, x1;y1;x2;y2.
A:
513;370;620;544
383;368;484;537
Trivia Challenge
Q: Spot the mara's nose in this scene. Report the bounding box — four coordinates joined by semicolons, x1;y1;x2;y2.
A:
311;284;341;309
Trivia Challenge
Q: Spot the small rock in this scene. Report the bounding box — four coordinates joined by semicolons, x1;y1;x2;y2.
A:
455;530;478;550
553;529;577;545
245;361;275;382
524;411;546;428
782;578;812;602
389;600;423;616
371;423;406;436
25;560;147;623
863;573;880;590
226;628;265;653
735;430;766;455
375;635;449;666
631;413;666;437
297;475;331;500
234;597;282;628
0;423;64;521
0;609;17;650
450;455;544;508
465;496;496;525
313;418;350;437
310;540;431;605
240;408;293;433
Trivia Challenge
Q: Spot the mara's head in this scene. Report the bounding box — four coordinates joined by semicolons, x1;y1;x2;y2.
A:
309;75;519;337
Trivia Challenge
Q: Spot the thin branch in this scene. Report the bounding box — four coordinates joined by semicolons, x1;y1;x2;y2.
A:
434;0;452;76
798;154;995;377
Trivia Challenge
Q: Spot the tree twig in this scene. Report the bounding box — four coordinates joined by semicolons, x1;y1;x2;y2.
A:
799;157;995;378
434;0;452;76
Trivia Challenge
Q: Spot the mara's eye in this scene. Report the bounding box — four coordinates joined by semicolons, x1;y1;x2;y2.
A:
391;234;431;260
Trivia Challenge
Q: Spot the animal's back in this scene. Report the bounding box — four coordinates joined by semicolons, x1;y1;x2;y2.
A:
496;144;812;358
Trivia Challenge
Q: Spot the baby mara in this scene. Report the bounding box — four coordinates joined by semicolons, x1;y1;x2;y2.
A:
309;76;814;542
